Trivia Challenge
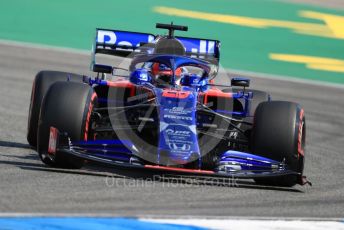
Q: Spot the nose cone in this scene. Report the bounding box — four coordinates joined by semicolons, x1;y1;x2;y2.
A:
155;88;200;166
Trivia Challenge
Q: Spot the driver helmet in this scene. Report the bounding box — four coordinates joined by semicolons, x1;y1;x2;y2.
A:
151;63;186;85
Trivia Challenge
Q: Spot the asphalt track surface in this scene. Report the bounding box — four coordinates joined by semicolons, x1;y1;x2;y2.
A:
0;42;343;218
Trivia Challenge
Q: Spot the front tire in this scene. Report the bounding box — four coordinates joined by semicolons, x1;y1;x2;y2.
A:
27;71;84;147
251;101;306;187
37;81;97;168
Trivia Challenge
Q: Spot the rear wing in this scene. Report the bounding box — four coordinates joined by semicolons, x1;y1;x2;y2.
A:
91;28;220;73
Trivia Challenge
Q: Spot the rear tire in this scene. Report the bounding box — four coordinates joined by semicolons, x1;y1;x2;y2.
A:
37;81;97;169
251;101;305;187
27;71;84;147
248;90;270;117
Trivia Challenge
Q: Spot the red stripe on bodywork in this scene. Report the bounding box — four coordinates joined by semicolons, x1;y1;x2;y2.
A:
144;165;215;174
201;89;232;105
48;126;58;154
107;80;136;97
162;90;191;99
84;93;97;141
298;109;305;156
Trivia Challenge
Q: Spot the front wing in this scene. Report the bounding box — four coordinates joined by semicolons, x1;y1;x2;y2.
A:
47;127;308;183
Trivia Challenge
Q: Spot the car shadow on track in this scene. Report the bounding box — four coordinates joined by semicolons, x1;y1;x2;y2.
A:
0;140;304;193
0;140;32;149
85;164;305;193
0;159;127;179
0;153;39;161
10;161;304;192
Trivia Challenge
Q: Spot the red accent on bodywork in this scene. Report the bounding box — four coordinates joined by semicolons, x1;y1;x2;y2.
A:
298;109;305;156
144;165;215;174
48;127;58;154
201;88;232;104
84;93;97;141
162;90;191;99
107;80;136;97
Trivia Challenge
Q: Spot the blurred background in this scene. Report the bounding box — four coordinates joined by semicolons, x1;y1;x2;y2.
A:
1;0;343;83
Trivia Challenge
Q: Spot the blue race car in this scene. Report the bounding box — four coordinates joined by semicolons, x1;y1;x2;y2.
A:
27;23;309;187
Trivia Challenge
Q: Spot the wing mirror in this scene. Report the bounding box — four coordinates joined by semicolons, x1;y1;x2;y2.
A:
92;64;113;74
231;77;250;88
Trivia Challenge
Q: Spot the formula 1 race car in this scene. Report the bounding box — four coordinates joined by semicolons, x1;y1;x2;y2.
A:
27;23;309;187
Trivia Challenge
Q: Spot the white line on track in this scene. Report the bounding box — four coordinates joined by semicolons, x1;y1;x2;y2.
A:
141;218;344;230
